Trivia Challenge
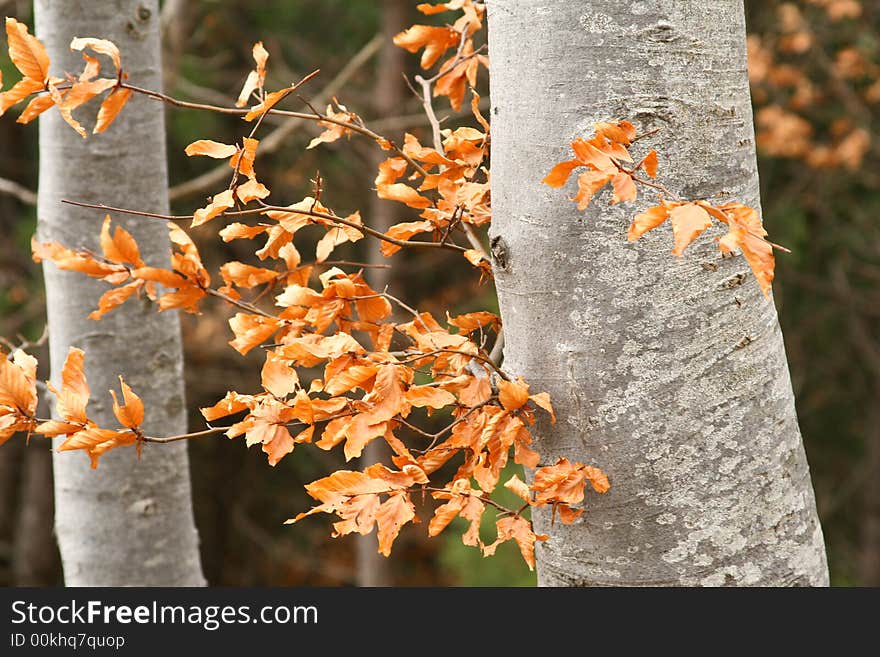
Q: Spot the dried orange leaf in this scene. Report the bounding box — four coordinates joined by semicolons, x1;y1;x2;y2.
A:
573;170;613;210
611;172;637;204
99;215;141;265
192;189;235;228
93;86;131;133
406;386;456;409
393;25;460;69
110;376;144;428
542;159;581;188
504;473;531;502
236;178;270;204
375;491;416;556
1;77;45;115
69;37;121;74
483;515;546;570
261;351;299;398
5;18;49;82
498;377;530;411
643;150;658;178
52;347;90;424
16;92;54;124
670;203;713;256
88;281;141;320
628;205;669;242
236;41;269;107
185;140;238;159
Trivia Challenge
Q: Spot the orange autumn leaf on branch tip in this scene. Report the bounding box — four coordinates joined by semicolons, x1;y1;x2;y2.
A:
0;350;39;445
35;348;145;468
546;120;781;297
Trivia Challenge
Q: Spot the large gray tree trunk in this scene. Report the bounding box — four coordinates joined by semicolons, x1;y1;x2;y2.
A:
487;0;828;586
35;0;204;585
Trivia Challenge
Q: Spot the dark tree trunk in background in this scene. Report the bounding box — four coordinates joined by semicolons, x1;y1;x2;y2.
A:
487;0;828;586
356;0;408;588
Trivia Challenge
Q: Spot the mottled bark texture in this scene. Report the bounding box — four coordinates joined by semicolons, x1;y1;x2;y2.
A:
487;0;828;586
35;0;204;585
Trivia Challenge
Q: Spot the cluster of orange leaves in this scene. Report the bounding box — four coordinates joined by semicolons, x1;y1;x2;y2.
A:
0;18;131;135
544;121;778;296
3;2;612;569
747;1;874;170
1;345;145;468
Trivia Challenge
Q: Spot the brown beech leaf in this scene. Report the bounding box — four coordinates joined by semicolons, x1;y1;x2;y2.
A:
228;313;282;355
88;281;141;320
236;41;269;107
235;178;270;204
5;18;49;83
447;311;500;333
323;364;377;396
192;189;235;228
57;426;137;469
50;347;90;425
504;473;531;502
482;515;547;570
393;25;460;69
573;171;613;210
380;220;434;256
719;225;775;297
498;377;530;412
99;215;142;266
375;491;416;556
643;150;658;178
0;349;38;444
405;385;456;409
200;391;256;423
32;239;127;282
261;351;299;398
628;204;670;242
15;92;54;123
229;138;259;178
243;86;292;121
594;120;636;145
1;77;46;116
611;172;637;204
670;203;713;256
69;37;121;75
529;391;556;422
185;139;238;159
220;261;277;289
92;86;131;134
542;159;581;188
110;376;144;429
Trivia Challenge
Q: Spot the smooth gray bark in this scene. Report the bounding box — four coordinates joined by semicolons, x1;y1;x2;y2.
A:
487;0;828;586
35;0;204;585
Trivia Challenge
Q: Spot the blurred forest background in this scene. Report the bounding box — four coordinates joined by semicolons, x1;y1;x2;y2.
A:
0;0;877;586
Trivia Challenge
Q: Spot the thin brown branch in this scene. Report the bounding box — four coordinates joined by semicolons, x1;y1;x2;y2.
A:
60;198;467;254
206;288;277;319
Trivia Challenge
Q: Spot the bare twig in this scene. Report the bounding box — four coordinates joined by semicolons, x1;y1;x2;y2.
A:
0;176;37;206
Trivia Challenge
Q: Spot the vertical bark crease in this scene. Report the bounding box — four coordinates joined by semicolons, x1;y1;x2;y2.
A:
487;0;828;586
35;0;205;586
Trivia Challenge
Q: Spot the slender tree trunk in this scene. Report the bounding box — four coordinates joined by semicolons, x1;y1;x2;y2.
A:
35;0;204;586
356;0;408;588
487;0;828;586
13;442;60;585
